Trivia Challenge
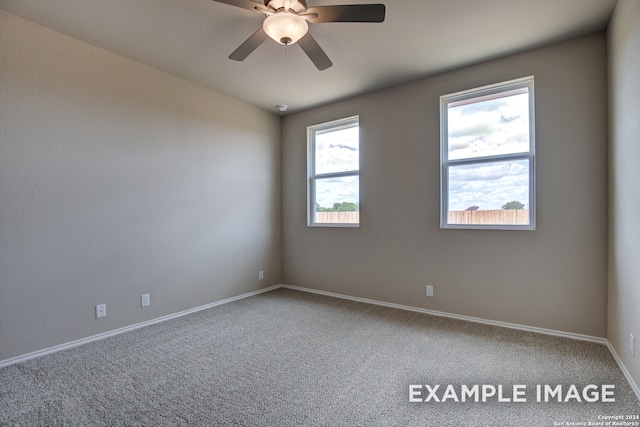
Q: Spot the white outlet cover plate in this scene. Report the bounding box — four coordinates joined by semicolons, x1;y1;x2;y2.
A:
96;304;106;318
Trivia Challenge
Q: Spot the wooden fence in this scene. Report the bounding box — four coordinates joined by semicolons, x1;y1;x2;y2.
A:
448;209;529;225
315;211;360;224
314;210;528;225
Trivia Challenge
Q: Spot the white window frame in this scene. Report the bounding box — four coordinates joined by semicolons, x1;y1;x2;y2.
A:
440;77;536;230
307;116;360;228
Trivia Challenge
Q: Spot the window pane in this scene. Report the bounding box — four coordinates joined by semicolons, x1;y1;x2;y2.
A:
448;91;529;161
314;176;359;224
447;160;530;225
315;126;359;174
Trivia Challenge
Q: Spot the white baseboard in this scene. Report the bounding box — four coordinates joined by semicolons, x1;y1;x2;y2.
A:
0;285;281;369
282;284;640;402
3;283;638;403
606;341;640;401
282;284;606;343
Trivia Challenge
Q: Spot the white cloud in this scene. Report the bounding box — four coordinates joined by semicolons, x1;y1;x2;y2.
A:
446;91;531;211
448;160;530;211
315;127;359;174
448;92;529;161
315;176;359;208
314;126;359;209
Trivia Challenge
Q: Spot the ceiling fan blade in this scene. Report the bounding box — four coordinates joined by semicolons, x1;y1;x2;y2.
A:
305;4;385;23
210;0;268;14
297;33;333;71
229;28;270;61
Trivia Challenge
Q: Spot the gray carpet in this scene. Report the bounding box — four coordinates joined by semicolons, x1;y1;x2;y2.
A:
1;287;639;426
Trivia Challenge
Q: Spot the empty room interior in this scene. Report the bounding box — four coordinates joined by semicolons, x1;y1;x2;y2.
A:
1;0;639;424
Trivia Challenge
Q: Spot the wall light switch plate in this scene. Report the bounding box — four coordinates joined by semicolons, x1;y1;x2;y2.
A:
631;334;635;357
259;270;264;281
426;285;434;298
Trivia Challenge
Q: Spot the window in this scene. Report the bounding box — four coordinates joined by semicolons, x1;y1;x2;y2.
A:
441;77;535;230
308;116;359;227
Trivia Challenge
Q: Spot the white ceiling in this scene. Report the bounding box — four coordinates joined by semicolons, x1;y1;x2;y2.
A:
0;0;617;114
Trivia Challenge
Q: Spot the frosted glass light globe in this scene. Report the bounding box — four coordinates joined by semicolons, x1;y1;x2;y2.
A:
263;12;308;45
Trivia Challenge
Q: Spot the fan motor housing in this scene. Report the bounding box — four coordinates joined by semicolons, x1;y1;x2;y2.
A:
265;0;307;13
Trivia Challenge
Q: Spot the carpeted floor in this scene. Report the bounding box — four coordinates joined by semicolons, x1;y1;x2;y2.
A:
1;287;639;426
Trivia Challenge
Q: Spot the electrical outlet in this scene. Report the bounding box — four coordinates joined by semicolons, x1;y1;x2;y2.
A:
426;285;434;298
141;294;150;308
96;304;106;319
631;334;635;357
259;270;264;280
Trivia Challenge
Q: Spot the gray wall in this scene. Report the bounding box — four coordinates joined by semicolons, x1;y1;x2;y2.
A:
283;33;608;338
0;11;282;361
608;0;640;390
2;5;626;379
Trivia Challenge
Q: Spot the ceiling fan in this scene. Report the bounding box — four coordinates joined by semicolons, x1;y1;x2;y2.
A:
212;0;385;70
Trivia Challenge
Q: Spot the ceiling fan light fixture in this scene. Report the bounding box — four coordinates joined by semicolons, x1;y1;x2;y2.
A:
262;11;308;45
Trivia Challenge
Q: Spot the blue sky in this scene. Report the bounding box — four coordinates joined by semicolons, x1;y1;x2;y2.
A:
314;126;359;209
446;92;531;211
